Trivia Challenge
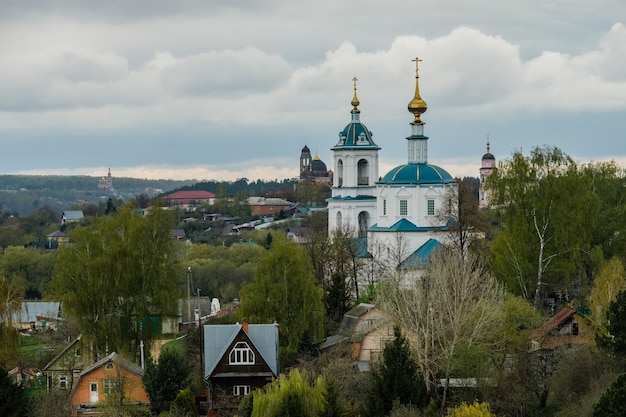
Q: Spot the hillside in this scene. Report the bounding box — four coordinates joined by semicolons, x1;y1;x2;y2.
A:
0;175;195;217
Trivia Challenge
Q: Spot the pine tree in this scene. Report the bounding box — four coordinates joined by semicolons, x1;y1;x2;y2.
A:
365;326;429;416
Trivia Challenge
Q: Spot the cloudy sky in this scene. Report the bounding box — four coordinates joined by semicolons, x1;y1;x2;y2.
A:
1;1;625;182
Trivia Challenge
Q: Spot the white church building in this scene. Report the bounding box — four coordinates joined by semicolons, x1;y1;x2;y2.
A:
327;58;458;269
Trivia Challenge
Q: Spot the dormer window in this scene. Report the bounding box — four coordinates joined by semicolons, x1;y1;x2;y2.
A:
229;342;255;365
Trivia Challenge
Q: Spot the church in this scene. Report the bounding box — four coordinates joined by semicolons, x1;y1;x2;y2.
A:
326;58;460;268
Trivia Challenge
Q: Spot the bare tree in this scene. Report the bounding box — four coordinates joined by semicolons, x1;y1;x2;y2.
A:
378;248;505;411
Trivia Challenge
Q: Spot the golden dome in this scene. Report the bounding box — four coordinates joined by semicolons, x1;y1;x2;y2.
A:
407;57;427;124
351;76;360;114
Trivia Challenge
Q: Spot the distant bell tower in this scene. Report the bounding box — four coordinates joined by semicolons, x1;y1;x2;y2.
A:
300;144;312;176
479;140;496;208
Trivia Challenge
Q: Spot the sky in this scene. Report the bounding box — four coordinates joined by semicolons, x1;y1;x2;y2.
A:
1;0;625;182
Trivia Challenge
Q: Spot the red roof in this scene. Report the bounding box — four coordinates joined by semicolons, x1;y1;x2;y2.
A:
163;190;216;200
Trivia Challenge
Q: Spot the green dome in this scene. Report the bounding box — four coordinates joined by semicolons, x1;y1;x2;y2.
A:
333;121;379;150
380;163;455;184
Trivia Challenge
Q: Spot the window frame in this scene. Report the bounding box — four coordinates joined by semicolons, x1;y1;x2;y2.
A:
229;341;255;365
233;385;251;396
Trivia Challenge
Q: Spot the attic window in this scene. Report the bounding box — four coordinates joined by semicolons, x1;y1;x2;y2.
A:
59;376;68;389
233;385;251;396
106;363;114;370
229;342;255;365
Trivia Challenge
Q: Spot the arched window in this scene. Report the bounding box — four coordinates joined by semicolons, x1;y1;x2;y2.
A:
357;159;369;185
358;211;369;238
337;159;344;187
229;342;255;365
336;211;343;229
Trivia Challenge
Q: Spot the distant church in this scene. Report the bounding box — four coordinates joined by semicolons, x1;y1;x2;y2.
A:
299;145;332;185
97;168;115;193
479;141;496;208
326;58;458;267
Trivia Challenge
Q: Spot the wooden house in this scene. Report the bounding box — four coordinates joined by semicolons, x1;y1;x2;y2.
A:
43;335;96;390
320;303;394;371
204;322;279;417
69;352;149;416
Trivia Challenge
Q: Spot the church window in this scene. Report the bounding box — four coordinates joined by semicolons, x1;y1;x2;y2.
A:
427;199;435;216
229;342;255;365
400;200;408;216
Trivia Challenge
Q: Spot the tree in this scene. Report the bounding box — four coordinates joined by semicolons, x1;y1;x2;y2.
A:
0;364;25;417
378;248;505;409
239;238;324;363
590;257;626;337
436;177;489;259
449;401;496;417
592;373;626;417
488;146;599;308
51;205;182;358
324;270;351;334
142;346;192;415
365;326;429;417
601;288;626;356
0;275;22;362
248;368;326;417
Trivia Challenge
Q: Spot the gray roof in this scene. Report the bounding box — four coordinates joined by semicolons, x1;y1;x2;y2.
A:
203;323;279;379
12;301;61;323
62;210;84;220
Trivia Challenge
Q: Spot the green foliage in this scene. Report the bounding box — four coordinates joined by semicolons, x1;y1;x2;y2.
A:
172;388;196;417
592;373;626;417
488;146;602;306
365;326;429;417
0;245;56;299
590;257;626;337
51;205;182;358
324;271;351;333
249;368;327;417
0;275;22;363
601;289;626;356
449;401;496;417
239;238;324;361
0;364;26;417
142;346;192;416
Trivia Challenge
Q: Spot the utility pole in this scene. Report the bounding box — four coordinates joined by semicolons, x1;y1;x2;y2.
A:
187;266;192;329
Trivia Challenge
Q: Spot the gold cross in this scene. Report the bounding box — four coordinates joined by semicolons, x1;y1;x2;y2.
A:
412;57;422;75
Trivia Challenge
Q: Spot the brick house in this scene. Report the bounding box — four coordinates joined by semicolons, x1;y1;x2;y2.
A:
69;352;149;416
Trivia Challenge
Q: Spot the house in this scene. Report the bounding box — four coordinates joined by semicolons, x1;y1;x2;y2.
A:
204;322;279;417
43;335;96;390
69;352;149;416
12;301;62;331
286;227;313;244
321;303;394;371
162;190;216;210
531;307;589;351
247;197;293;217
46;230;69;247
62;211;85;225
170;228;186;240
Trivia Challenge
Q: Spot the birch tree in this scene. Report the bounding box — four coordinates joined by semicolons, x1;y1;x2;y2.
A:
378;248;505;409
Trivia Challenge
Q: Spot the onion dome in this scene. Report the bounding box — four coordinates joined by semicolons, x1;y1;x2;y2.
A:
311;153;328;174
482;140;495;160
381;163;455;185
333;77;379;150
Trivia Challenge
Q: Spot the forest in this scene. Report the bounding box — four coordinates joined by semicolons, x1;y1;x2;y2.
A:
1;146;626;417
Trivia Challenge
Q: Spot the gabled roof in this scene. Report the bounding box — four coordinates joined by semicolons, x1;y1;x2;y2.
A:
203;323;279;379
399;239;443;269
47;231;68;238
163;190;216;200
43;335;82;371
247;197;292;206
69;352;144;400
62;211;84;220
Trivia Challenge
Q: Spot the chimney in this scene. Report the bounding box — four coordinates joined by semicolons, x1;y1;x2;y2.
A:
242;321;248;334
